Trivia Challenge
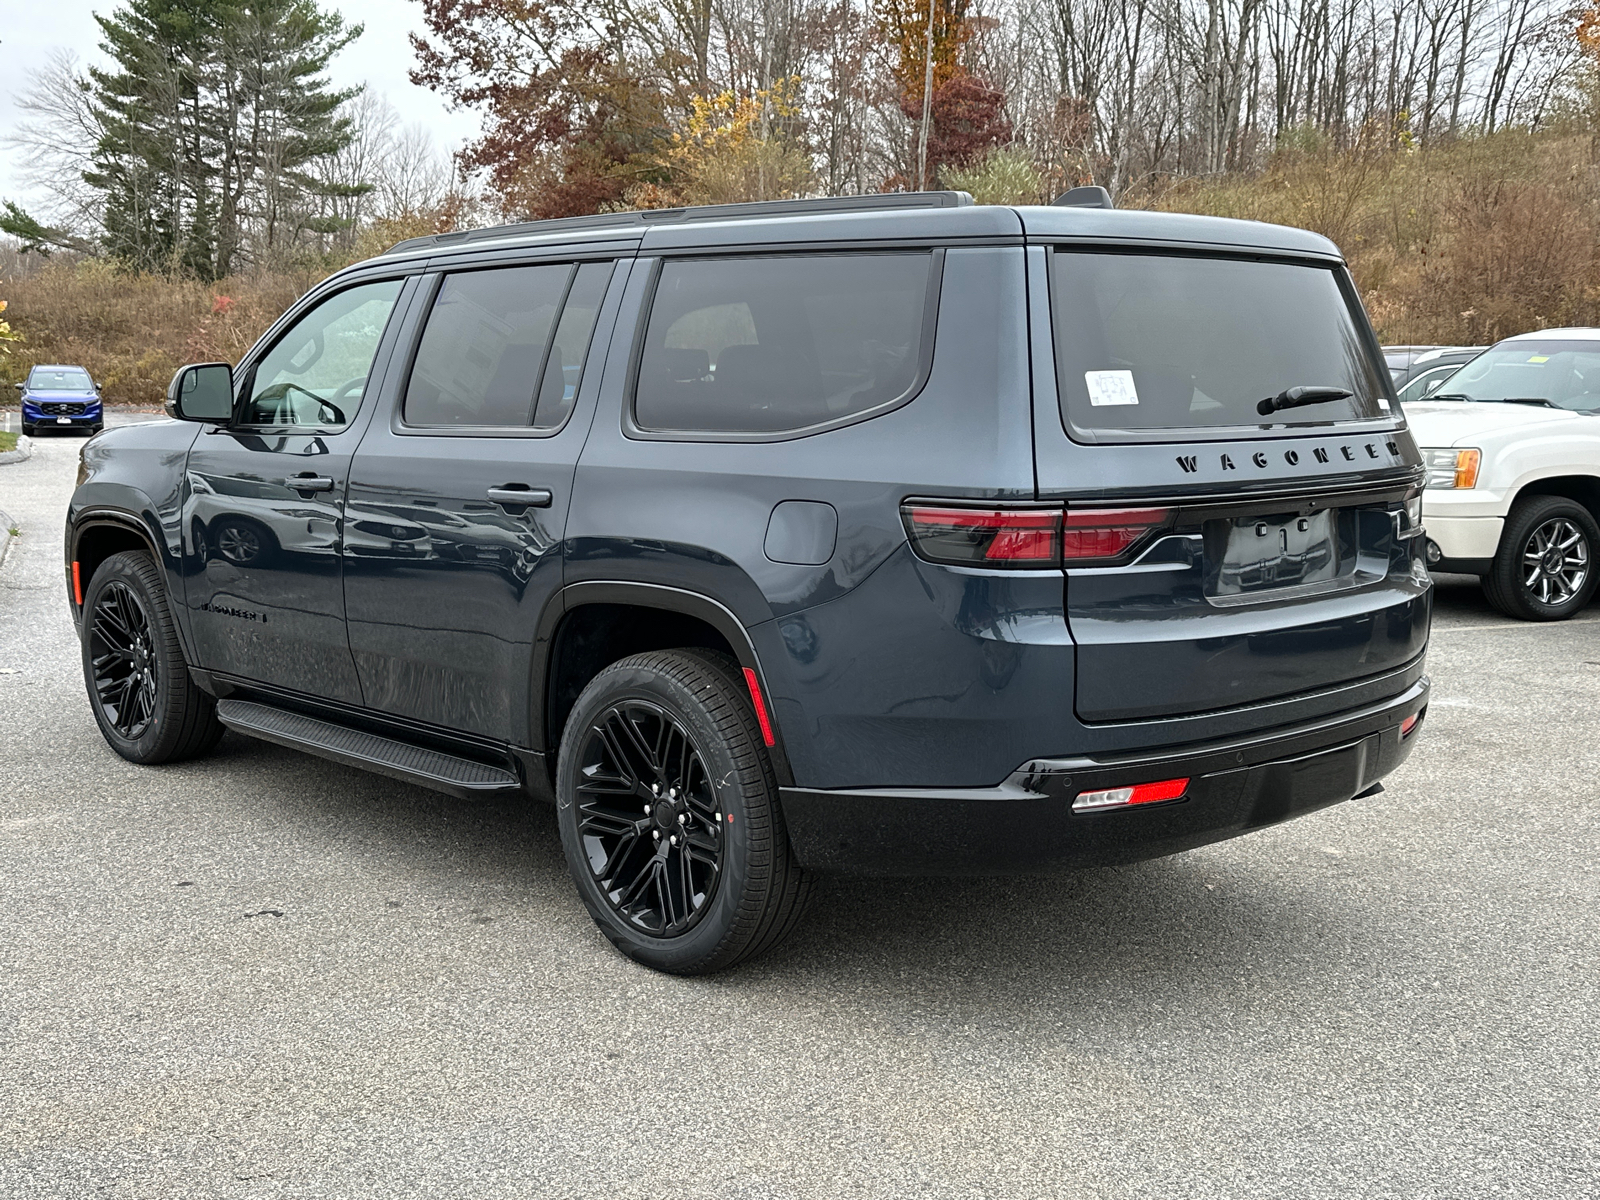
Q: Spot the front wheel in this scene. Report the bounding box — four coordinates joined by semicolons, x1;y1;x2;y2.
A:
1483;495;1600;621
21;423;35;438
81;550;225;763
556;649;812;975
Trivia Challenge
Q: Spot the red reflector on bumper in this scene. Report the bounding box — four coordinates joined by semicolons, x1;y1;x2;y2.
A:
1400;713;1420;738
1073;777;1190;812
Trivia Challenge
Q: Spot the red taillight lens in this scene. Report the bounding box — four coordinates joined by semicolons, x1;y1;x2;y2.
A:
1062;507;1171;563
1073;777;1191;812
902;505;1061;568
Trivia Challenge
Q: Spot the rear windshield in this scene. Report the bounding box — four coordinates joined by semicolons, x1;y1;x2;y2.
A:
29;367;93;391
1051;250;1390;439
1429;341;1600;411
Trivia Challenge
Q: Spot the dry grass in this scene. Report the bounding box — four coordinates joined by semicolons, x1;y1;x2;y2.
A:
1140;130;1600;345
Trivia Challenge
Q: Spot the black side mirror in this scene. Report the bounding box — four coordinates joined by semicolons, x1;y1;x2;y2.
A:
166;362;234;422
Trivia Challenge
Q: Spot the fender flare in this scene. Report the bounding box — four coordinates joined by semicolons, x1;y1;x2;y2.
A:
533;580;795;787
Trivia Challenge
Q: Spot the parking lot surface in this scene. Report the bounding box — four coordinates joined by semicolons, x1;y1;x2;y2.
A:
2;416;1597;1198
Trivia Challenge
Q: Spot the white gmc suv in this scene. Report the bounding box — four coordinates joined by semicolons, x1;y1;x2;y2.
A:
1406;327;1600;620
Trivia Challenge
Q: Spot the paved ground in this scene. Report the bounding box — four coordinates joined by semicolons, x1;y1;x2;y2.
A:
2;415;1597;1199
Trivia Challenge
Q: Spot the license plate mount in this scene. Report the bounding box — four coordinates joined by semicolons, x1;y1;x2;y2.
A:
1208;509;1340;601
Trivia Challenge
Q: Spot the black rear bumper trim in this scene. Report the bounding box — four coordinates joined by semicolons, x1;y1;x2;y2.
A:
780;676;1428;875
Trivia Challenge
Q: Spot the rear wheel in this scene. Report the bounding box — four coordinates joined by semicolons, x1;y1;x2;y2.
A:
81;550;225;763
1483;496;1600;621
556;649;811;975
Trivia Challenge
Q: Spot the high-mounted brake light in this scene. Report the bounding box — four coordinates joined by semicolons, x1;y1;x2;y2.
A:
901;505;1060;568
1072;777;1190;812
1062;507;1171;562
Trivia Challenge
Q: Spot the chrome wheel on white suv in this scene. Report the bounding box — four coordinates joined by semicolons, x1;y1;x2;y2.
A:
1484;496;1600;621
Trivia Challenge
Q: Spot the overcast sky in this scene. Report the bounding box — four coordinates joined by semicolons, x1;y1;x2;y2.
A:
0;0;482;215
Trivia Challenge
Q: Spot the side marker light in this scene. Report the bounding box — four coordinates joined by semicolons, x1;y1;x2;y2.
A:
72;561;83;606
741;667;776;748
1072;777;1190;812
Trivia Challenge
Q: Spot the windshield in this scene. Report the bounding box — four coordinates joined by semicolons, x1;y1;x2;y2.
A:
28;367;93;392
1051;250;1391;438
1430;341;1600;411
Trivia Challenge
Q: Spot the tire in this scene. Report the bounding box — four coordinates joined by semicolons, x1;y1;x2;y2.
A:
556;648;812;975
1482;495;1600;621
81;550;225;764
21;423;35;438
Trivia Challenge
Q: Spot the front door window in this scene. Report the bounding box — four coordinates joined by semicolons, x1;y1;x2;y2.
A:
241;280;404;427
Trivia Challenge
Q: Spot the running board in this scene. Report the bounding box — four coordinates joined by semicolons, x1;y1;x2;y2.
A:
215;699;521;799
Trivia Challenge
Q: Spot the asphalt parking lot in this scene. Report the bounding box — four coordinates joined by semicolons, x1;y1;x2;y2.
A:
2;415;1597;1199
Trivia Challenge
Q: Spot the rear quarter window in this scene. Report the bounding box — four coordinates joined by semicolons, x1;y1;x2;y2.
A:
1051;250;1391;441
632;252;939;437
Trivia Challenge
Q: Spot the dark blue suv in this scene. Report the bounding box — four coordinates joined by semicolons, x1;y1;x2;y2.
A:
19;364;104;436
65;193;1431;973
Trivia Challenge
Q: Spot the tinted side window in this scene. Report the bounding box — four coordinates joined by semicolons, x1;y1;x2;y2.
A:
532;261;613;430
634;253;935;435
242;279;404;428
405;265;570;426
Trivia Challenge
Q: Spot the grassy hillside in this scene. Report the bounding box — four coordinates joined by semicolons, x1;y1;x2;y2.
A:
3;131;1596;405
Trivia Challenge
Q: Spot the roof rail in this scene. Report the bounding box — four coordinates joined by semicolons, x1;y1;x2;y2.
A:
383;191;975;256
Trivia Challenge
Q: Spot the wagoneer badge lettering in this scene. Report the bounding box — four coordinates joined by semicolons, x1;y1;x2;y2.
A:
1179;442;1404;476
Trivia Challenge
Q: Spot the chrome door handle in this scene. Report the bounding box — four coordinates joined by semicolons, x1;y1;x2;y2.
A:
292;475;335;493
486;486;553;508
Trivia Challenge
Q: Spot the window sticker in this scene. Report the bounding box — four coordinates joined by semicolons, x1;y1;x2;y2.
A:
1085;369;1139;406
1527;355;1550;363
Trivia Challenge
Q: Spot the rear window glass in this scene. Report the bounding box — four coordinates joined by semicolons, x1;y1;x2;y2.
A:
634;253;935;435
405;262;612;428
1051;250;1390;439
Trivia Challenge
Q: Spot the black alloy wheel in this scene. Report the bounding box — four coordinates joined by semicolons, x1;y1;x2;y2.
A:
1484;495;1600;621
80;550;225;764
574;700;724;937
89;580;160;740
556;649;812;975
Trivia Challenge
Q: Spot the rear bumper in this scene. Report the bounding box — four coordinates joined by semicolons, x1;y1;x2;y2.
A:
780;674;1429;875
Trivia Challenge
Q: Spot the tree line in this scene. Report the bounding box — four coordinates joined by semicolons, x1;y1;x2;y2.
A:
3;0;1591;275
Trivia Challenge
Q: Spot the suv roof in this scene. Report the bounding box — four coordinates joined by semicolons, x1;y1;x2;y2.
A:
380;193;1342;265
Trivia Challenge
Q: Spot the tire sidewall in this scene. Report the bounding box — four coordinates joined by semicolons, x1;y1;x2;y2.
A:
1495;498;1600;620
556;657;763;973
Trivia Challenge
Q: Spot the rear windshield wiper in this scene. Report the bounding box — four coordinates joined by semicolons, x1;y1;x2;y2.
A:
1257;385;1354;416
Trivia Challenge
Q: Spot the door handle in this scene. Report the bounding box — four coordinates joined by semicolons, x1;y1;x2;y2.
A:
486;486;553;508
291;475;336;493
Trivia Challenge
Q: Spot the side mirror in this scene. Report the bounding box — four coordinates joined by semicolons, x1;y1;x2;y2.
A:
166;362;234;423
1425;377;1443;393
12;382;22;392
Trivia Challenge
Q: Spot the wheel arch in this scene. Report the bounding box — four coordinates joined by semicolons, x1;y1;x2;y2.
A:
1507;472;1600;524
70;510;165;612
535;581;796;790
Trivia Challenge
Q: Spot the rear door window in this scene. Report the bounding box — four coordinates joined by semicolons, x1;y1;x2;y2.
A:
633;252;937;436
1051;250;1390;440
404;261;614;429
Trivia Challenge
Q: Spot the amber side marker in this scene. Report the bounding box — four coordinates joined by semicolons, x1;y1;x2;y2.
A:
742;667;776;747
72;561;83;606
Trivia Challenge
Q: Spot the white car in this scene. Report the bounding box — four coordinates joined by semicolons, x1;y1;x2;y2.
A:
1406;327;1600;620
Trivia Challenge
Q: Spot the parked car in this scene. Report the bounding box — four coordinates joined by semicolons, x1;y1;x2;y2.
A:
1383;344;1442;381
1393;346;1486;405
66;193;1432;974
1407;327;1600;620
16;364;103;436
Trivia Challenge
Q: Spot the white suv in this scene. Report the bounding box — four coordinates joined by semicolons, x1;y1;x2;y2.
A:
1406;327;1600;620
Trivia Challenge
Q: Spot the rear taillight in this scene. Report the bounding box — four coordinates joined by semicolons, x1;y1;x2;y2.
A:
901;506;1061;568
1073;777;1190;812
1062;507;1171;563
902;504;1172;569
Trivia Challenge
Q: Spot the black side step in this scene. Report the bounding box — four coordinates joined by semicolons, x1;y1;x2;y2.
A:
215;699;521;799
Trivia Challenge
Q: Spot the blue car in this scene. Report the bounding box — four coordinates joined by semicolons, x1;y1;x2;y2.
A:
16;364;104;436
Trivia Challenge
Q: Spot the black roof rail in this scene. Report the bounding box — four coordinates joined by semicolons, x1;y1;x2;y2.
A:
383;191;975;256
